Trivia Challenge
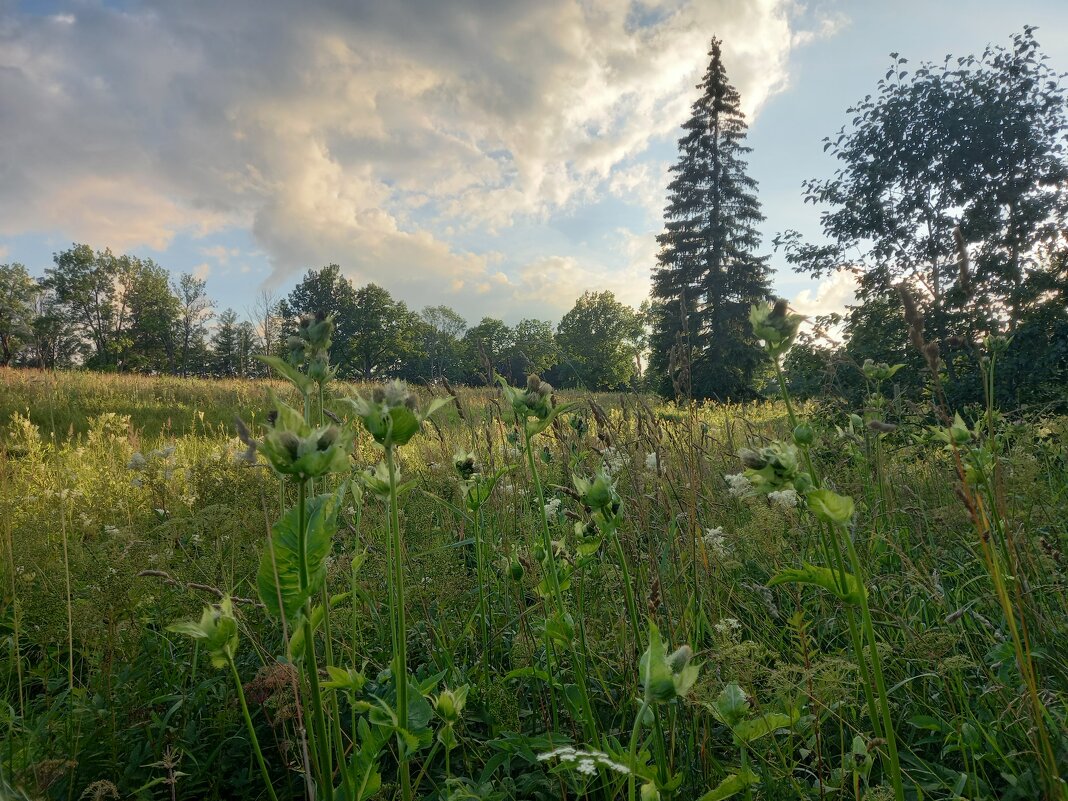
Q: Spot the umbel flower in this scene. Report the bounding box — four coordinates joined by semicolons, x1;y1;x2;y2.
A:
343;380;449;449
249;397;351;481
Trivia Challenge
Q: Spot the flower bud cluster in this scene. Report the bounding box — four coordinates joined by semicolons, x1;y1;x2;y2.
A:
502;374;554;421
287;312;337;385
256;399;350;480
749;299;805;357
345;380;447;449
736;441;812;496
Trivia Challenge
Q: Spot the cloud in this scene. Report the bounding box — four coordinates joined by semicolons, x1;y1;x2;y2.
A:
791;270;858;320
0;0;835;319
0;244;8;261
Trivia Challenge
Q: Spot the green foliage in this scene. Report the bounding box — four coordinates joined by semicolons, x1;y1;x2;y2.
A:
555;290;642;390
257;488;343;621
777;27;1068;408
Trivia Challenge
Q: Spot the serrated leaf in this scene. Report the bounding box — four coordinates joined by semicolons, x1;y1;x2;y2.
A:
768;563;866;605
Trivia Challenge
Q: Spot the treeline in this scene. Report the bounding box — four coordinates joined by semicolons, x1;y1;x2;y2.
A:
0;255;648;390
3;28;1067;408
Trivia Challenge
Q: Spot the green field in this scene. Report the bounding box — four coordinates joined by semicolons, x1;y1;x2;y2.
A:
1;362;1066;801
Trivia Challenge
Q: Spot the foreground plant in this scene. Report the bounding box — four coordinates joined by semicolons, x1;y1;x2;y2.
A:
742;299;906;801
168;597;279;801
344;380;449;801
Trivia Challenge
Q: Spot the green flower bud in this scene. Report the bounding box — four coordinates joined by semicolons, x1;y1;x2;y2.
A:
806;488;855;526
433;685;469;724
167;596;239;669
509;558;524;582
793;423;814;446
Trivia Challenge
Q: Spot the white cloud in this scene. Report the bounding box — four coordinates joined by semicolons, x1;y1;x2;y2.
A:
790;270;858;320
0;0;837;319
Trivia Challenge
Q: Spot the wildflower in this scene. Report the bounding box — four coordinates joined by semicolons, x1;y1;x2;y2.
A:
749;299;805;357
736;441;812;496
432;685;469;724
453;449;481;480
344;380;449;449
252;397;350;480
601;446;626;476
768;489;799;508
714;617;742;637
127;452;147;470
500;373;555;421
573;471;618;513
543;497;562;519
640;620;700;703
536;747;631;776
724;472;753;498
167;596;239;668
703;527;726;557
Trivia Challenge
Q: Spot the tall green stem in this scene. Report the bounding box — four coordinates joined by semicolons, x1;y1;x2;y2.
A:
228;655;280;801
297;480;333;792
385;444;412;801
524;428;598;742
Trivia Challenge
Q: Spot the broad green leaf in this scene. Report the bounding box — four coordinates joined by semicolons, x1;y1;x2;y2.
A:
697;766;759;801
731;711;798;743
257;487;343;621
256;355;311;392
768;563;866;605
711;683;749;727
387;406;421;445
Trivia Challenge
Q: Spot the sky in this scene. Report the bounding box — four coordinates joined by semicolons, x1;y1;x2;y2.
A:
1;0;1066;325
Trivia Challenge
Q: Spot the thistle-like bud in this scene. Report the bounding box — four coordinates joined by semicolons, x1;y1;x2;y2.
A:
433;685;469;724
167;596;239;669
453;449;480;480
750;300;805;357
792;423;814;446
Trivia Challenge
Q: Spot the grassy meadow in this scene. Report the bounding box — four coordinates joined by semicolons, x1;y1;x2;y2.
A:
1;357;1066;801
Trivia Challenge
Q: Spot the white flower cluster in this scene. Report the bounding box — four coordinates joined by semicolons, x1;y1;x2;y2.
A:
543;497;562;519
768;488;799;508
601;447;626;476
724;472;753;498
537;746;630;776
703;527;727;557
714;617;742;637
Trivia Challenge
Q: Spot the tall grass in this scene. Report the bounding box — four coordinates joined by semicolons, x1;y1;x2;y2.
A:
1;307;1066;801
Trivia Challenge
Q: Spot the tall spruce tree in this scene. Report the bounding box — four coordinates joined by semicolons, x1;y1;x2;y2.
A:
650;38;770;400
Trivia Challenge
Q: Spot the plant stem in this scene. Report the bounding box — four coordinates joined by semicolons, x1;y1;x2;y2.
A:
296;479;333;794
385;443;413;801
628;699;650;801
228;655;280;801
